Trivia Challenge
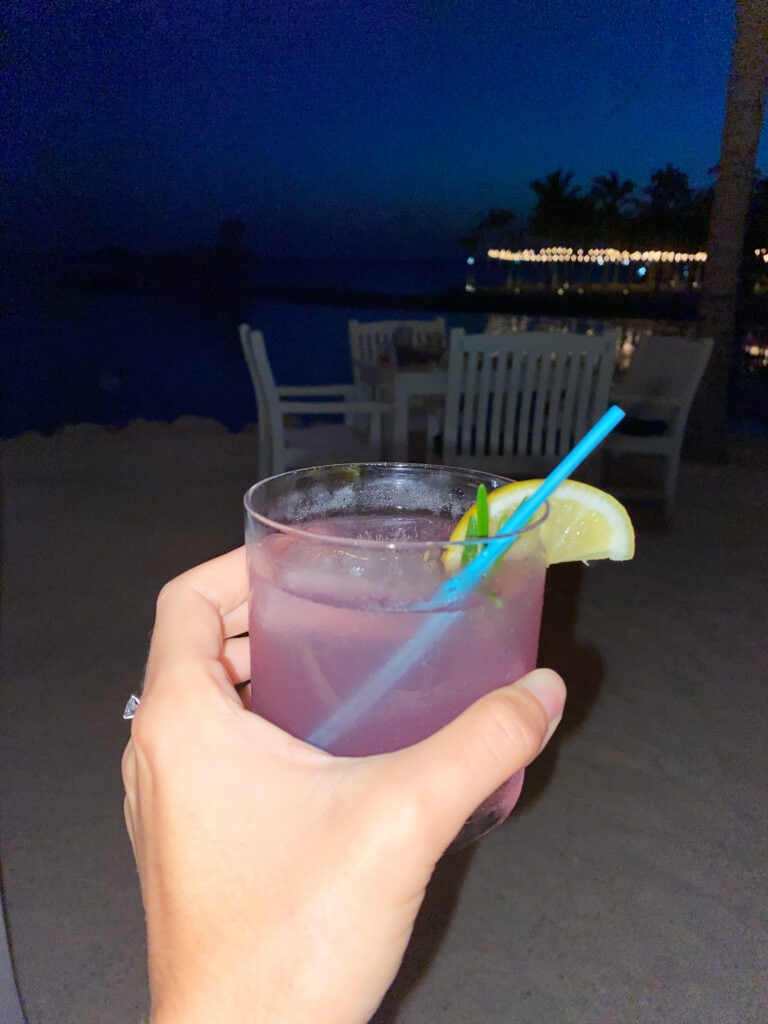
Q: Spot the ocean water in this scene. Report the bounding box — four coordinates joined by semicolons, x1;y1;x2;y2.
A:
2;257;764;437
0;258;480;437
251;256;469;295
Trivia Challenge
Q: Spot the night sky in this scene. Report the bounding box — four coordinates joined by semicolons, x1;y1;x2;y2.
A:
4;0;766;259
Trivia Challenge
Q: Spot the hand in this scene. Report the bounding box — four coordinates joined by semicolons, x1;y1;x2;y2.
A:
122;547;565;1024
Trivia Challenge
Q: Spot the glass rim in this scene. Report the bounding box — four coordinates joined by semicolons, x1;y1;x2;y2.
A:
243;462;549;551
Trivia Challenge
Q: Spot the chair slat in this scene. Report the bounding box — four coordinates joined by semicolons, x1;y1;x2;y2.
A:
546;346;569;457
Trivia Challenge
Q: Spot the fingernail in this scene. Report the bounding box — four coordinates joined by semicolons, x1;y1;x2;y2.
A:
515;670;566;725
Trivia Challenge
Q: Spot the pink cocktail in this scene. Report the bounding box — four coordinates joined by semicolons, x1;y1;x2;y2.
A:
244;463;547;848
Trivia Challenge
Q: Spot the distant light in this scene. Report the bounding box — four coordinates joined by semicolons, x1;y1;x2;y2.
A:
637;266;647;278
466;256;475;265
487;246;708;264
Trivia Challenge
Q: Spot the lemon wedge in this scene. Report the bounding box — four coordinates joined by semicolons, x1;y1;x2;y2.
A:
443;479;635;572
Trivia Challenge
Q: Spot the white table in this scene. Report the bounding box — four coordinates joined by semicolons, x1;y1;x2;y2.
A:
390;367;449;460
354;360;450;460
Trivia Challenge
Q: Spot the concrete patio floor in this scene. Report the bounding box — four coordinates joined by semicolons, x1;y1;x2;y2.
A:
1;418;766;1024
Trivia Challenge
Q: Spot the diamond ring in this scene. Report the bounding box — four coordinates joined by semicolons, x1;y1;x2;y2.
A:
123;693;142;720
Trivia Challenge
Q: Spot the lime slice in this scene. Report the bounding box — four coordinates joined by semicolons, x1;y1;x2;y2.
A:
443;479;635;572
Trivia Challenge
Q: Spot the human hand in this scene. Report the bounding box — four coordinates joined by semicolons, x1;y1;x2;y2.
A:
122;548;565;1024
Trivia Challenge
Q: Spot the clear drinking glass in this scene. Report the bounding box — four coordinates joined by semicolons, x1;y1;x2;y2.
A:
244;463;548;850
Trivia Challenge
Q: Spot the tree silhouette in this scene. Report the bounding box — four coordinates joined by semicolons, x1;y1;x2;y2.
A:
693;0;768;458
460;208;521;254
588;171;637;243
644;164;693;212
743;170;768;289
529;169;591;242
463;146;767;303
635;164;698;246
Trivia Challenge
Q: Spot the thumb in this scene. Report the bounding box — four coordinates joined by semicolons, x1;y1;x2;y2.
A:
397;669;566;844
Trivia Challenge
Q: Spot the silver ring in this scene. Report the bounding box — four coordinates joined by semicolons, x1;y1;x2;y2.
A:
123;693;142;720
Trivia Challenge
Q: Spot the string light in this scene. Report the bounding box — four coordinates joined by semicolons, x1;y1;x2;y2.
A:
487;246;708;264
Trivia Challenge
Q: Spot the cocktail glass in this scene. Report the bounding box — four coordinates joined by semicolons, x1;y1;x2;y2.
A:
244;463;548;850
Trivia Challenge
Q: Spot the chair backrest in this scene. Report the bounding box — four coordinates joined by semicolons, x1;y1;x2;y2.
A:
484;314;531;334
348;318;447;387
618;336;714;436
398;316;447;351
442;329;616;475
484;315;621;345
239;323;284;476
348;320;397;389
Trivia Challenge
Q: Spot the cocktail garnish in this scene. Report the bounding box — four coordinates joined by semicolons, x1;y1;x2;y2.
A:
445;477;635;573
460;485;489;567
460;513;478;566
476;484;489;537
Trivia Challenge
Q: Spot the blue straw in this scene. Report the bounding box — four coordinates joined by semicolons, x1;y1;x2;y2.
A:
307;405;626;749
436;403;626;605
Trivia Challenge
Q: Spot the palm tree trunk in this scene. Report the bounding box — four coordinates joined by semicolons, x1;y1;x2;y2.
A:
688;0;768;461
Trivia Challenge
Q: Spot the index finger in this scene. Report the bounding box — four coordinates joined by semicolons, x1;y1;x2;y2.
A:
145;546;248;684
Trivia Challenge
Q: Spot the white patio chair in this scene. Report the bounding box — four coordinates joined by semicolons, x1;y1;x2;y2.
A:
239;324;389;478
604;334;714;511
440;329;616;479
348;317;447;394
484;314;531;334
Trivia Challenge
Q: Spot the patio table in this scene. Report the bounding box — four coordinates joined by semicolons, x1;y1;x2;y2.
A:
353;357;449;460
390;366;449;460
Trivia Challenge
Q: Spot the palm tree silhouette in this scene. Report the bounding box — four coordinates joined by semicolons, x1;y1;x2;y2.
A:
693;0;768;458
529;169;588;242
589;171;637;244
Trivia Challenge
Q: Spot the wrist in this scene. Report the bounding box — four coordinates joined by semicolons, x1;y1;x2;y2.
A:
149;984;315;1024
152;1007;312;1024
150;988;359;1024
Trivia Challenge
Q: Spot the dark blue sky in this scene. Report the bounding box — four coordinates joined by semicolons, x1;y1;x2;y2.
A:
4;0;765;259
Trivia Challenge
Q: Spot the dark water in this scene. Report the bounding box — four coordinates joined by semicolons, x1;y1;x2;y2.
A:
2;257;765;437
251;256;469;296
0;259;482;437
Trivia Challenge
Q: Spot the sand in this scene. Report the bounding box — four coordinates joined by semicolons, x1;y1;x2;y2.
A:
1;418;766;1024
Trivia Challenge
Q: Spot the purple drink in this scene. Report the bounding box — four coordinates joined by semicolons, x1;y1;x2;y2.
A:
245;464;547;848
